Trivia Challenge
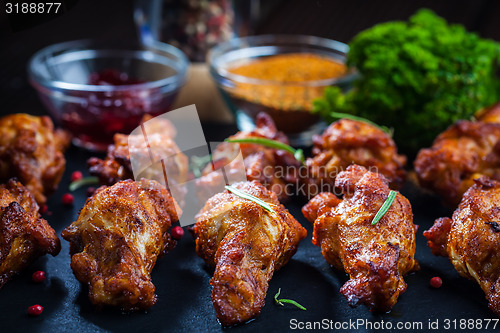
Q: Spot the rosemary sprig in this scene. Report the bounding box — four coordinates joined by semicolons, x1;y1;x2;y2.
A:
371;190;397;225
69;176;99;191
274;288;307;311
328;111;393;136
225;138;305;164
224;185;274;213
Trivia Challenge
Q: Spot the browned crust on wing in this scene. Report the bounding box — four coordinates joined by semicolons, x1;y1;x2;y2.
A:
424;176;500;317
304;165;418;312
88;117;188;195
302;192;341;223
196;113;300;203
0;114;70;205
414;120;500;206
476;102;500;124
61;179;180;311
194;181;306;326
302;119;406;199
0;179;60;287
423;217;452;257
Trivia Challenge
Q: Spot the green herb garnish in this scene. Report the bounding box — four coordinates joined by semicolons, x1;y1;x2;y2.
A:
225;138;305;164
371;190;397;225
313;9;500;153
327;111;393;136
224;185;274;213
69;176;99;191
274;288;307;311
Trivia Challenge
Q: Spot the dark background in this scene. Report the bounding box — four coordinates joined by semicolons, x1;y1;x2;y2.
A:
2;0;500;117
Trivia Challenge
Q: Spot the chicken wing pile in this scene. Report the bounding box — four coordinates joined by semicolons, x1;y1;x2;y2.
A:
194;181;306;326
302;165;419;311
61;179;181;310
196;113;300;203
0;179;60;288
302;119;406;199
88;116;188;183
0;114;70;205
415;104;500;206
424;176;500;316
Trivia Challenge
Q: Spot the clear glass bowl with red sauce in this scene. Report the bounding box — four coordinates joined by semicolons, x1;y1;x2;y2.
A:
28;40;188;151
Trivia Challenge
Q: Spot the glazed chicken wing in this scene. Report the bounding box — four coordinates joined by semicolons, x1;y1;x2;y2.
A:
424;176;500;316
196;113;300;203
61;179;180;310
194;181;306;326
88;116;188;189
302;119;406;199
0;179;60;288
476;101;500;124
302;165;418;311
0;114;70;205
414;120;500;206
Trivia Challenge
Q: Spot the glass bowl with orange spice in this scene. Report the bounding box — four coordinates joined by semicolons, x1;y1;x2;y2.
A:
209;34;356;145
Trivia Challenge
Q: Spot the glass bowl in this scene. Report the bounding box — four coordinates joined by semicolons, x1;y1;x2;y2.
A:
209;34;356;146
28;39;189;151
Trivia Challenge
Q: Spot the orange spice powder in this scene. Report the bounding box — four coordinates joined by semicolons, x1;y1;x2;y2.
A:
227;53;346;111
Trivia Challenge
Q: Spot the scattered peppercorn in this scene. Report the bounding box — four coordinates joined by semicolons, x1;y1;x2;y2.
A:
62;193;74;206
40;205;48;214
32;271;45;283
27;304;43;316
171;226;184;240
71;171;83;182
430;276;443;288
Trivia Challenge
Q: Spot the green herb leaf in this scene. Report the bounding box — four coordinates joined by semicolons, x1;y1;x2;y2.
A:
274;288;307;311
371;190;397;225
327;111;393;136
225;138;305;164
69;176;99;192
225;185;274;213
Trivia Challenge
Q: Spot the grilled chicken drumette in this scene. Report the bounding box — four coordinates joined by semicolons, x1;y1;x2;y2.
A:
61;179;180;310
302;119;406;199
0;179;60;288
194;181;306;326
415;103;500;206
302;165;419;311
196;113;300;203
0;114;70;205
88;116;188;190
424;176;500;317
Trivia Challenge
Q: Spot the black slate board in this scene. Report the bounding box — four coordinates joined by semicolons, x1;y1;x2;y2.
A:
0;123;498;333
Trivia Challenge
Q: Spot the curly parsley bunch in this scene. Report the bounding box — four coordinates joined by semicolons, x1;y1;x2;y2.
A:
314;9;500;154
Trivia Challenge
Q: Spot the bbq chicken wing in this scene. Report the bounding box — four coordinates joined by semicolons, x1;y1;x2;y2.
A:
88;116;188;188
196;113;300;203
414;120;500;206
0;114;70;205
302;165;419;311
0;179;60;288
302;119;406;199
424;176;500;316
194;181;306;326
476;101;500;124
61;179;180;310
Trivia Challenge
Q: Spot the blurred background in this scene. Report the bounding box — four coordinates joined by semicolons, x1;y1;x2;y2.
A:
2;0;500;120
